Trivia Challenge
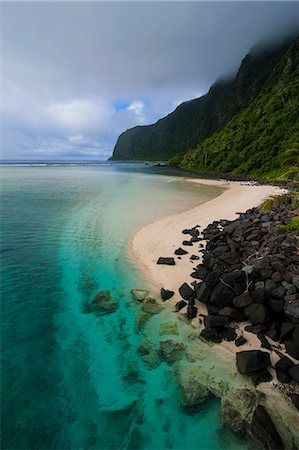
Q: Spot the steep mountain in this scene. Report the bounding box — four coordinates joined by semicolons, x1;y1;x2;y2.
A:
110;36;297;162
170;36;299;179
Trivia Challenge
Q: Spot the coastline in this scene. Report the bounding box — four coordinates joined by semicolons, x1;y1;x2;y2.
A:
133;178;286;298
132;177;299;448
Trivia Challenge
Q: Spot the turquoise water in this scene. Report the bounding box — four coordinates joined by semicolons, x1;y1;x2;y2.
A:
1;166;246;449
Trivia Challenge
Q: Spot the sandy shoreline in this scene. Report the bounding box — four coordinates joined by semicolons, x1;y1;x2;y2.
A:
131;178;299;447
133;178;286;297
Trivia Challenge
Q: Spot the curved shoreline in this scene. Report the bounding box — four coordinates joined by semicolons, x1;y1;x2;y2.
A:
132;178;299;448
133;178;286;297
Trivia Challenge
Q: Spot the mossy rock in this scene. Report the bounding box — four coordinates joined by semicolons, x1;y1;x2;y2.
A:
131;289;150;302
84;290;117;315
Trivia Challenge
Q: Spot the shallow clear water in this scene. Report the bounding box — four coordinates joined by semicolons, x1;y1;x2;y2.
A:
1;166;246;449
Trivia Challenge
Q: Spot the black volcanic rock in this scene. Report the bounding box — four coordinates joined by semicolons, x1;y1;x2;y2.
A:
204;315;229;328
175;299;187;311
200;327;222;343
175;247;188;255
236;350;270;374
275;355;294;372
289;365;299;384
245;303;267;325
235;336;247;347
233;292;253;308
222;327;237;341
251;369;272;386
194;282;211;303
157;257;175;265
161;288;174;301
210;283;235;308
285;340;299;360
257;333;272;351
179;283;195;301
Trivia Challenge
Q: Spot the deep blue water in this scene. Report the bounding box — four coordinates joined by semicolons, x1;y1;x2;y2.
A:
1;165;247;449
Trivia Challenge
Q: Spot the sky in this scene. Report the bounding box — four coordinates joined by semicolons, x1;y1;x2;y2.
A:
1;1;298;160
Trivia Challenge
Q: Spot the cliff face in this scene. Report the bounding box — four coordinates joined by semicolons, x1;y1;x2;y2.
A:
171;36;299;179
110;37;295;162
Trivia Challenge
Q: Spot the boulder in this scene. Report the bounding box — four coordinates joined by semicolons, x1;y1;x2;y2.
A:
159;339;185;363
233;292;254;308
210;283;235;308
174;247;188;255
206;269;221;289
187;304;197;319
200;327;222;343
222;327;237;341
275;355;294;372
160;288;174;301
178;366;209;408
175;300;187;311
284;299;299;323
182;240;193;246
253;259;273;280
251;369;272;386
194;282;211;303
142;297;164;314
204;315;229;328
157;257;175;265
251;405;284;450
218;306;247;322
257;333;272;350
131;289;150;302
244;303;267;325
84;290;117;315
279;322;294;342
179;283;195;301
190;255;200;260
271;286;286;299
285;340;299;360
252;287;267;304
235;336;247;347
268;298;284;313
236;350;270;374
159;320;179;336
221;388;260;433
245;324;266;335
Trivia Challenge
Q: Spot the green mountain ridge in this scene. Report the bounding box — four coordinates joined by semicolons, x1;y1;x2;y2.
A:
170;36;299;180
110;35;298;167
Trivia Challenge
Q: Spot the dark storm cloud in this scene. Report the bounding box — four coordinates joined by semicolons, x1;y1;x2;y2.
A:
1;1;298;159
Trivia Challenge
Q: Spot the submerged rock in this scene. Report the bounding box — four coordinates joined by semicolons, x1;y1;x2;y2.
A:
131;289;150;302
159;339;185;363
178;365;209;408
251;405;284;450
142;297;164;314
221;388;262;433
84;290;117;315
134;310;151;334
159;320;179;336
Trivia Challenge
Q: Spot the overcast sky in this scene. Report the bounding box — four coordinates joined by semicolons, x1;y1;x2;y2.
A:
1;1;298;160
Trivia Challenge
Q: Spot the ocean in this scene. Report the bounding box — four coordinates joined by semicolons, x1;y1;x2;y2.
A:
0;164;247;449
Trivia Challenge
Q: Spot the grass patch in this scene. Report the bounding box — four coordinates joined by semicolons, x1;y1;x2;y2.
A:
276;218;299;233
260;192;299;212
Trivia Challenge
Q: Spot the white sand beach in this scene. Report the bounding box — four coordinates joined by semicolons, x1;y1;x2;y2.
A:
133;178;286;297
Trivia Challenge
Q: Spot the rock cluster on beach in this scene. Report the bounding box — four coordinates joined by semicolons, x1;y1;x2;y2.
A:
158;204;299;388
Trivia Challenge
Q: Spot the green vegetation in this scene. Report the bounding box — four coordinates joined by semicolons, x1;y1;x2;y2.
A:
276;218;299;233
260;192;299;212
170;37;299;181
110;36;296;162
